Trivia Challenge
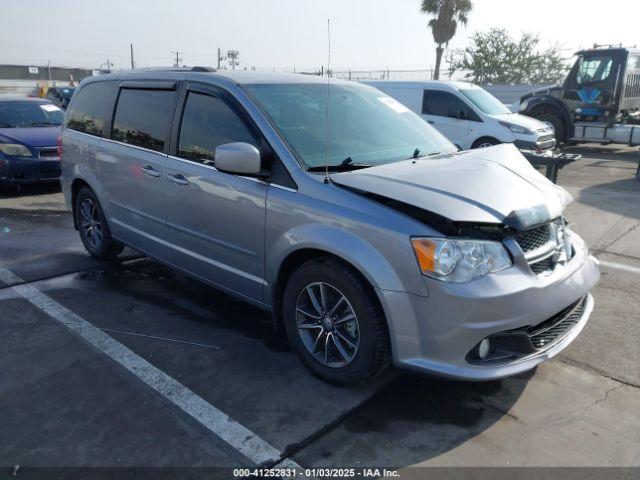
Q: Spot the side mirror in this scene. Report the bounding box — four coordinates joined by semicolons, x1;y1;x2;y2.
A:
214;142;263;176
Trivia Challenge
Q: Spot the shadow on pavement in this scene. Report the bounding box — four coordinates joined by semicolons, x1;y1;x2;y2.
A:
0;181;61;199
64;259;530;467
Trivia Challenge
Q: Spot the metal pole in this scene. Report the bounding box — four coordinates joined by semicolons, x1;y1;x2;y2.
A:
217;48;221;69
130;44;135;69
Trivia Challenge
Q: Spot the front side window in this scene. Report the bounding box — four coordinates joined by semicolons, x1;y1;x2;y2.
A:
111;89;175;152
65;81;115;136
178;92;257;165
576;55;614;85
246;83;456;170
0;101;64;128
422;90;477;120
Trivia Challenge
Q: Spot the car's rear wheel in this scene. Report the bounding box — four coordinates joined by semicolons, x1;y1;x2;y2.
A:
74;187;124;260
282;258;389;385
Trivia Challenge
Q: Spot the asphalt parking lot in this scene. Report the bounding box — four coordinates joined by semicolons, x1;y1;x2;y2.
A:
1;145;639;475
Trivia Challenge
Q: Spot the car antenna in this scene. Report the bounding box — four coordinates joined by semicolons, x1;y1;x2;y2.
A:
324;18;331;184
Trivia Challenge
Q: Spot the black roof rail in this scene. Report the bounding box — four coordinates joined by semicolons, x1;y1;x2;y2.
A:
190;66;216;72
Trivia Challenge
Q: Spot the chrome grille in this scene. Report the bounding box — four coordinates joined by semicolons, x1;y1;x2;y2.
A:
537;134;555;143
514;219;572;276
514;224;551;253
527;297;586;349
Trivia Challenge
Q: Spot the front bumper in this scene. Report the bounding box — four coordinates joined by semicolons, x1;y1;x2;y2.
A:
515;135;556;151
380;234;599;380
0;155;61;185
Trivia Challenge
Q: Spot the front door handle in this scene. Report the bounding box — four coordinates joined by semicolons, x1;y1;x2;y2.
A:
426;120;434;124
141;164;160;177
167;172;189;186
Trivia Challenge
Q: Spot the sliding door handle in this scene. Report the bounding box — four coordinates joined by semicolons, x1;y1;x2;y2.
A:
141;164;160;177
167;172;189;186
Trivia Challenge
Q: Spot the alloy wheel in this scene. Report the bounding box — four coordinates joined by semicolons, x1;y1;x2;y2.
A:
79;198;103;249
295;282;360;368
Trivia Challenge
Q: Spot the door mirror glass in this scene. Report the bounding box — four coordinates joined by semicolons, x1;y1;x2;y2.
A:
214;142;262;176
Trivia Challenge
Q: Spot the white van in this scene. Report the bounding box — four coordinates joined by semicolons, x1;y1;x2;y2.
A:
364;80;556;151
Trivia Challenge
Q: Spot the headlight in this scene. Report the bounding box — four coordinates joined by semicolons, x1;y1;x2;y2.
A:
499;121;532;135
0;143;33;157
411;237;512;283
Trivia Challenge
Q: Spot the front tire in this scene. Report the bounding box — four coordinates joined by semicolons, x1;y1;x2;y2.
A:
282;258;389;385
74;187;124;260
471;137;500;149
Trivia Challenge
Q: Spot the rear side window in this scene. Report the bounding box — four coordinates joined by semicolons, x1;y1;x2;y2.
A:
65;81;116;136
422;90;476;120
111;89;175;153
177;92;257;165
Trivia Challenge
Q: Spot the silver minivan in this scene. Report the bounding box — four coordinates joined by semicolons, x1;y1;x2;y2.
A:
61;69;599;385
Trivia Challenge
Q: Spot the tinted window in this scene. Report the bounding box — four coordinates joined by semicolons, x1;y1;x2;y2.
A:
422;90;476;119
178;92;257;165
65;81;115;136
0;101;64;128
112;89;175;152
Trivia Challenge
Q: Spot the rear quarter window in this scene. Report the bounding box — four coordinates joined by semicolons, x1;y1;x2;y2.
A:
65;81;117;137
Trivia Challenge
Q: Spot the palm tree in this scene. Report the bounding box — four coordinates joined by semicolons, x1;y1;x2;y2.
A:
420;0;472;80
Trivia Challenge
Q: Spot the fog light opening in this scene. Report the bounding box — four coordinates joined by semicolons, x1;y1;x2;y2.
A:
478;339;491;360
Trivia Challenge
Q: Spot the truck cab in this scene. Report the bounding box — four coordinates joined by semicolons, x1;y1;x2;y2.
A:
520;46;640;144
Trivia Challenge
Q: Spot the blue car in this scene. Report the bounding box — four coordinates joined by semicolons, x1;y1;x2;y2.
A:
0;96;64;188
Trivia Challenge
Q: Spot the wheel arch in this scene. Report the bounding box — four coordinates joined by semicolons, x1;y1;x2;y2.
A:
471;136;501;149
524;97;572;142
267;226;415;330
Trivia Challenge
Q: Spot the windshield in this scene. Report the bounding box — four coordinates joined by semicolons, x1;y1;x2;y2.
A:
0;101;64;127
61;88;75;99
459;88;511;115
576;55;614;85
245;83;456;170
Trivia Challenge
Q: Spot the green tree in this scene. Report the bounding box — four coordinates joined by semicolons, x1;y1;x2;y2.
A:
452;28;569;84
420;0;473;80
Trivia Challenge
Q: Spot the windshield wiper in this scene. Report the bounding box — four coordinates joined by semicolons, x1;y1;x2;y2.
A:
25;122;59;127
307;162;372;173
0;123;15;128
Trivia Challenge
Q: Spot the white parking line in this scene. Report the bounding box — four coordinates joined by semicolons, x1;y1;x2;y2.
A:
0;267;301;472
598;259;640;275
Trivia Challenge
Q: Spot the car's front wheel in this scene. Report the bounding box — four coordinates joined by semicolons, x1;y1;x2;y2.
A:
74;187;124;260
282;258;389;385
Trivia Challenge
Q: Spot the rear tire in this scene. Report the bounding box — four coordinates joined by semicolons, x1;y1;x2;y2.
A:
74;187;124;260
282;257;389;386
534;113;565;145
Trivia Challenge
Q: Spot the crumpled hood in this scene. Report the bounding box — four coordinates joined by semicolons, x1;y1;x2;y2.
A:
331;143;572;227
489;112;551;133
0;126;61;148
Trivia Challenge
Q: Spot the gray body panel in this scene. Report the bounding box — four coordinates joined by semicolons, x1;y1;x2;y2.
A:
61;69;599;381
164;156;268;301
97;138;170;260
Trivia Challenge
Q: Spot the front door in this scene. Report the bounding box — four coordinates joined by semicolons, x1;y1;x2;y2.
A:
164;85;267;301
421;89;473;148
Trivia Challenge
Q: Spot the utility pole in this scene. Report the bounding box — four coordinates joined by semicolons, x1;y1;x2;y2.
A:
217;47;221;69
171;51;183;68
102;59;113;71
130;44;135;69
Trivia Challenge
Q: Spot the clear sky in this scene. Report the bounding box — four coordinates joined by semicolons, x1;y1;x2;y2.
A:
1;0;639;71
